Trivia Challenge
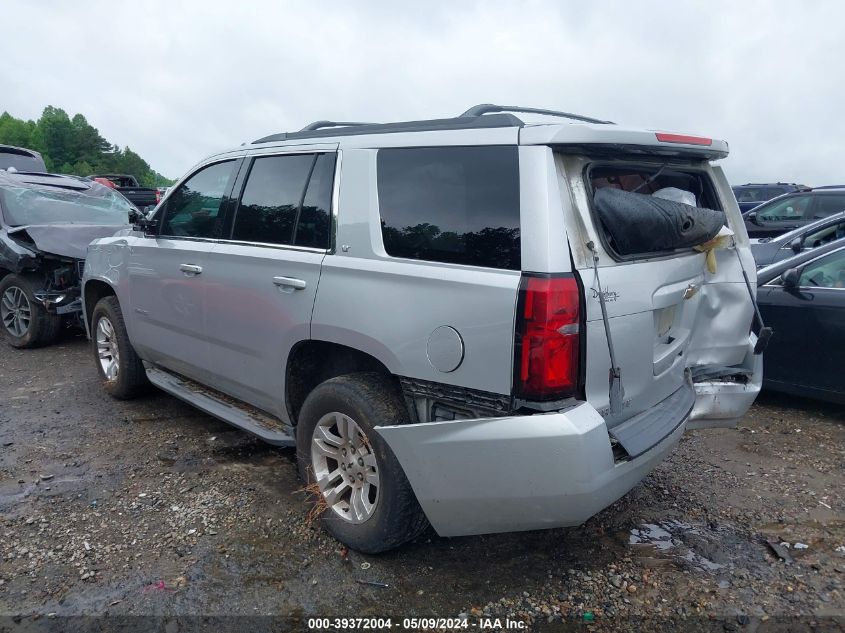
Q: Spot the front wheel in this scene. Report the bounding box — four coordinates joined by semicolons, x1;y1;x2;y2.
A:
0;274;61;348
296;372;428;553
91;296;148;399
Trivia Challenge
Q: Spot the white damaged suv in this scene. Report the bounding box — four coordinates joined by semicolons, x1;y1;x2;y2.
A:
82;105;763;552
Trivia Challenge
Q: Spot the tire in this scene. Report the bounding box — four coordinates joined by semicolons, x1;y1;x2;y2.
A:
91;296;149;399
0;274;61;349
296;372;429;553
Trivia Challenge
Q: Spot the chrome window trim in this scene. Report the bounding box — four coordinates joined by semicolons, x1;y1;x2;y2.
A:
329;149;342;255
212;239;327;254
208;148;340;253
797;285;845;292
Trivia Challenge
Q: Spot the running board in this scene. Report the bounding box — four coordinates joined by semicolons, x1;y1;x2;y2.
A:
145;365;295;447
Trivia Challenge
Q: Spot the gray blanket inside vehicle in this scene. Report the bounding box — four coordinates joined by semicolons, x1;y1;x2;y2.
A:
594;187;726;256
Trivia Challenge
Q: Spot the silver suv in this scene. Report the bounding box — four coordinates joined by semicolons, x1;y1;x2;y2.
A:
82;105;762;553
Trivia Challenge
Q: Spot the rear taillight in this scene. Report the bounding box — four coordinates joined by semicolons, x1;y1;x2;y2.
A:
155;189;162;204
513;273;582;401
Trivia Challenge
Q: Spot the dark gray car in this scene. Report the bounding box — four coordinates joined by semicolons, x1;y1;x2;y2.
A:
0;171;133;347
750;211;845;268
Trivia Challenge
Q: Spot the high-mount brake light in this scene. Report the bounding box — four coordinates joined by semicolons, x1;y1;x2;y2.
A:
513;274;582;401
655;132;713;146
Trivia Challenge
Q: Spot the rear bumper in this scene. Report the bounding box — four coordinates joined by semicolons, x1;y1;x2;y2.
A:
377;384;692;538
688;346;762;430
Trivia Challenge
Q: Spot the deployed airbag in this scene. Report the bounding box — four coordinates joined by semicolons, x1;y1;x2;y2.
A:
594;187;726;256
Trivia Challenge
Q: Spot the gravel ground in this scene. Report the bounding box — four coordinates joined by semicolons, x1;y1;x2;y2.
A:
1;330;844;632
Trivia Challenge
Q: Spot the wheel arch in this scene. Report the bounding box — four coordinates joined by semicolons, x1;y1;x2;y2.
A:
285;340;399;425
82;278;117;338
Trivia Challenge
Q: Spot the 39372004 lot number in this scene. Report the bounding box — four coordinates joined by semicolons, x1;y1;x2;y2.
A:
307;618;476;629
307;618;393;630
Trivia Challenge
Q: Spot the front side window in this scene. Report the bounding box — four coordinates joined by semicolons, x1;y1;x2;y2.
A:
757;195;811;221
377;146;520;270
160;160;236;238
798;249;845;288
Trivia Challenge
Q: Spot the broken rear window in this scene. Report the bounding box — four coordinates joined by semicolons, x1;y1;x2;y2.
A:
589;164;727;258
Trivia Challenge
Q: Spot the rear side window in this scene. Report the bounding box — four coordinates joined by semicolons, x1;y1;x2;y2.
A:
231;153;334;248
377;146;520;270
160;160;236;238
813;195;845;219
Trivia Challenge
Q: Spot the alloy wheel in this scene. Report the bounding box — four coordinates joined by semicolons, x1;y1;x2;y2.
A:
96;316;120;381
1;286;32;338
311;412;380;524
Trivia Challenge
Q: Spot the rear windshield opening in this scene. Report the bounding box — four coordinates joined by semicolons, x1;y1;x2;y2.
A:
588;163;726;259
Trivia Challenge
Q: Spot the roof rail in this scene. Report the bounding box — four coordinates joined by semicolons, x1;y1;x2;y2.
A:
299;120;379;132
252;113;523;144
459;103;613;125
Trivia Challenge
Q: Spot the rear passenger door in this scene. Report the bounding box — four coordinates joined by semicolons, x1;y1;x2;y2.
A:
201;148;337;419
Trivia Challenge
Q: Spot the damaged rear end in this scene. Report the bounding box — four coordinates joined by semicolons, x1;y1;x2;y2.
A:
378;125;761;537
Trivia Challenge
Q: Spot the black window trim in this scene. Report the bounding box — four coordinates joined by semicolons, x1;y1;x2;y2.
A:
222;150;338;254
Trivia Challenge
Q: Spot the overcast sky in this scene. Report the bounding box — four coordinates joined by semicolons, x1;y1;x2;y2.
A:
2;0;842;185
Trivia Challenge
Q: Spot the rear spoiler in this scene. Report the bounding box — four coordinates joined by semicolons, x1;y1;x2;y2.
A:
520;125;730;160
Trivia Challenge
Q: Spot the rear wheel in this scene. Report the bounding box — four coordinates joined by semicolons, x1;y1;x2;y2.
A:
296;372;428;553
91;296;148;399
0;274;61;348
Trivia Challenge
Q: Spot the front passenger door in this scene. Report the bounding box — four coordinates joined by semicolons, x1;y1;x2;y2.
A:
759;248;845;396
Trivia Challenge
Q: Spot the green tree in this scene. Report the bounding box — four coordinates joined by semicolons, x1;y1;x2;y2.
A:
0;106;174;185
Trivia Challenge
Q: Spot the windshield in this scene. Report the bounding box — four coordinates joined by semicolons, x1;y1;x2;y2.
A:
0;183;133;226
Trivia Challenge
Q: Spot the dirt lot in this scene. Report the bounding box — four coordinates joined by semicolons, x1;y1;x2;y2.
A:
1;331;844;632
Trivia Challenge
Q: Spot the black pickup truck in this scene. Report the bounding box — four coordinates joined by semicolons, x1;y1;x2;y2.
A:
89;174;158;210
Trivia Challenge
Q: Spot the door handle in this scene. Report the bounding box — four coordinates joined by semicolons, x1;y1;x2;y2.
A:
179;264;203;275
272;276;307;290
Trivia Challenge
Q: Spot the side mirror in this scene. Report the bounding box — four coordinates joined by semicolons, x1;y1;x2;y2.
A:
747;211;760;225
781;267;800;289
789;237;803;253
132;211;157;235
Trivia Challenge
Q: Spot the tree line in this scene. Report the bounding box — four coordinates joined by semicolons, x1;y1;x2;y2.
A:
0;106;173;187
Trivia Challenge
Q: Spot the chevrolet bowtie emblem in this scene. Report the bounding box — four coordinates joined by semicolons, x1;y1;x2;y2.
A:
683;283;700;300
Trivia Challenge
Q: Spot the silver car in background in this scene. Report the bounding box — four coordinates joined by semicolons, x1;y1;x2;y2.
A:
81;105;762;552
